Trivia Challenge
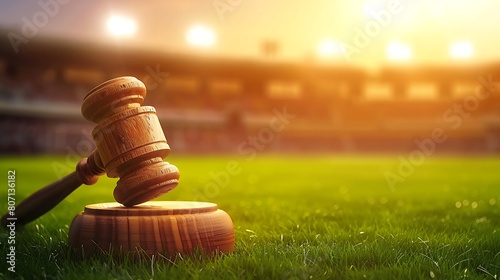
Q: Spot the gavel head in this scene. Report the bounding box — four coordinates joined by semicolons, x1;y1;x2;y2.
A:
81;76;180;207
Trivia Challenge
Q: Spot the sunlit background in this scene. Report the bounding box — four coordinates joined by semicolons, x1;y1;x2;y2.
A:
2;2;500;278
1;0;499;66
1;3;500;278
0;0;499;155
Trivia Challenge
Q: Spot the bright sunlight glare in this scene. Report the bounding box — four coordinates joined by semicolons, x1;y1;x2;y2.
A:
450;41;474;59
387;41;412;61
106;15;137;37
317;39;342;58
186;25;216;48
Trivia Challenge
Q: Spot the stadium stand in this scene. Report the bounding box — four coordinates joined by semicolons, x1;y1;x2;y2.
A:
0;32;499;154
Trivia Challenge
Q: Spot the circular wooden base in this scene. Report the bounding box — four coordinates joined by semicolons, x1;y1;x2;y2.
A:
68;201;234;258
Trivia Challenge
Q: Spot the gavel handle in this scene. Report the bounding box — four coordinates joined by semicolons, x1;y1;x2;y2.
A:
1;172;81;227
1;154;105;228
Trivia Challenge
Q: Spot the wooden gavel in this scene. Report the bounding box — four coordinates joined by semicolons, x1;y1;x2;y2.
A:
1;76;180;227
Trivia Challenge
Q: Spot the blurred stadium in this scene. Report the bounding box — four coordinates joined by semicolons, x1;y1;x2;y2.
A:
1;33;500;155
1;2;500;278
1;0;500;156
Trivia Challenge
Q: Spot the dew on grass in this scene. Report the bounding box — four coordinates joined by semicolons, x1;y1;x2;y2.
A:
246;229;258;238
475;217;487;224
489;198;496;205
463;199;470;206
471;201;478;209
455;201;462;208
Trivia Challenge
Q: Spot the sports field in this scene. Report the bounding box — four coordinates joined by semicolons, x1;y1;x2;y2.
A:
1;155;499;279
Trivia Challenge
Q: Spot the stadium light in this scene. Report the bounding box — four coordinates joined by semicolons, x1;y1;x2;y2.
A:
450;41;473;59
317;39;342;58
106;14;137;37
186;25;216;48
386;41;412;61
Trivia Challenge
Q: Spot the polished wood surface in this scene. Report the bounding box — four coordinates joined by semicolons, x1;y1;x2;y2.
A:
82;76;180;206
68;201;235;257
2;76;234;259
1;76;180;227
1;152;105;227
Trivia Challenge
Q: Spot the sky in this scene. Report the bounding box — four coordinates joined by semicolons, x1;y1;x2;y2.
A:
0;0;499;69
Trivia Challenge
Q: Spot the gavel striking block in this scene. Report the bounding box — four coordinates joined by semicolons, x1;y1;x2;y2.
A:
1;76;235;258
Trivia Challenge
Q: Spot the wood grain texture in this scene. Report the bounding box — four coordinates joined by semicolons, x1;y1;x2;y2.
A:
81;76;180;206
68;201;235;257
1;153;105;227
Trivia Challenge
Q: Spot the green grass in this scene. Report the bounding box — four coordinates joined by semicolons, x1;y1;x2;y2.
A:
0;155;499;279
